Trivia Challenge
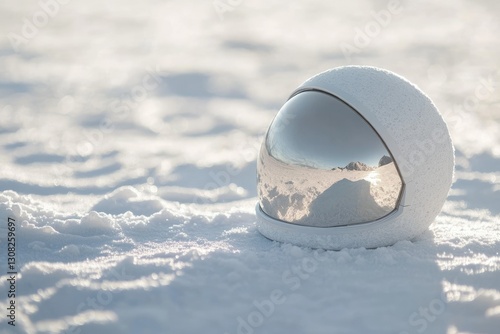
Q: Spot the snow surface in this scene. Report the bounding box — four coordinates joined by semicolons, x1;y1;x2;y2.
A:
0;0;499;333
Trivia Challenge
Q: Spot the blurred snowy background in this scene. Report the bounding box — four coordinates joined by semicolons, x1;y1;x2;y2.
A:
0;0;499;333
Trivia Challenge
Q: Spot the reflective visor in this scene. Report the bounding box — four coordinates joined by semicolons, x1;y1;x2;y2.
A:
258;90;404;227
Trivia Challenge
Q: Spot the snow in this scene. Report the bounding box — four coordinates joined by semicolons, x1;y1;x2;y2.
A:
0;0;499;333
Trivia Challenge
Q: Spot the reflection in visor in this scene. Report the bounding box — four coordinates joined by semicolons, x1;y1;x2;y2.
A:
258;90;404;227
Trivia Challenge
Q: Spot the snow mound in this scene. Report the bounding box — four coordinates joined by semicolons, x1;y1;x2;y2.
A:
92;186;165;216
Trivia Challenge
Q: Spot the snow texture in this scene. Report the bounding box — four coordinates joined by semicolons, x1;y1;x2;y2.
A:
0;0;499;333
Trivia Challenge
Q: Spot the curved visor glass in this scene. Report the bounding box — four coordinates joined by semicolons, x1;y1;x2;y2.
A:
258;90;404;227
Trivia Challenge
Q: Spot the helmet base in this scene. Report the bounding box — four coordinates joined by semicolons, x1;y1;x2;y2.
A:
256;203;407;250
